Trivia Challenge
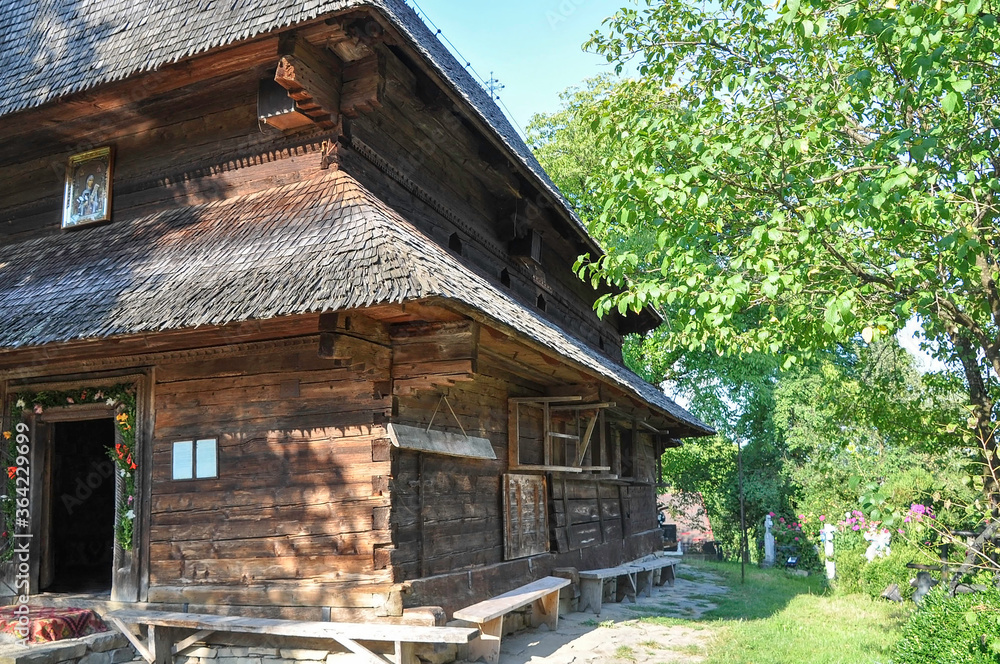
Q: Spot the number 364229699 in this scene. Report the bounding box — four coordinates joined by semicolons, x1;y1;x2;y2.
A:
11;423;30;516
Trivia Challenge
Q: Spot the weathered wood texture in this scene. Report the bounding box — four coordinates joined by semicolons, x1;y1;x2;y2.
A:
503;474;549;560
550;479;623;553
0;26;629;356
402;529;663;618
148;338;398;613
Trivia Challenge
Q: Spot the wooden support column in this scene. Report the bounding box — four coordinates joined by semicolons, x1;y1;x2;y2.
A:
543;402;551;466
595;480;606;543
508;401;519;469
417;452;426;578
148;625;174;664
598;409;606;469
611;422;622;477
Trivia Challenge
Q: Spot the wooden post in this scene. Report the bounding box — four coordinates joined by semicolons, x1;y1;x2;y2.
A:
466;617;503;664
595;481;606;544
543;402;551;466
508;401;519;469
598;409;606;468
148;625;173;664
417;453;426;578
530;590;560;631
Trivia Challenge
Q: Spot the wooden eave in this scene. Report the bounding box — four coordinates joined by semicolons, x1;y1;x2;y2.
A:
431;298;707;439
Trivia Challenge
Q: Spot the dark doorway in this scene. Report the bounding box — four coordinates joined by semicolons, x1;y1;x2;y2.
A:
45;419;116;593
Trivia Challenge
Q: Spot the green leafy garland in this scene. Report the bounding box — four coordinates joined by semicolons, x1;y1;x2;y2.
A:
2;384;137;562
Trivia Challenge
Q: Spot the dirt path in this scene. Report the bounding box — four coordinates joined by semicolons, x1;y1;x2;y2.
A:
489;563;727;664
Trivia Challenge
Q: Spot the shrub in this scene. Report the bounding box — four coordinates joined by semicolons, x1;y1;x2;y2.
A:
767;512;823;571
833;541;921;600
893;585;1000;664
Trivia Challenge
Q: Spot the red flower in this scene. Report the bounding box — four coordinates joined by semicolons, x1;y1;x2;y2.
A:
6;467;16;479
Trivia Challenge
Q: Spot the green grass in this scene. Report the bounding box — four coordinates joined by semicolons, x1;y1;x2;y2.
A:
692;559;827;620
637;614;700;628
650;560;908;664
615;645;637;661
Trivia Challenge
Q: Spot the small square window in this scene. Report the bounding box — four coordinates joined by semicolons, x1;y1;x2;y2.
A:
172;438;218;480
195;438;217;478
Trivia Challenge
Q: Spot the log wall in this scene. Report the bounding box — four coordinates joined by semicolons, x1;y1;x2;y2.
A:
147;335;398;618
389;350;664;614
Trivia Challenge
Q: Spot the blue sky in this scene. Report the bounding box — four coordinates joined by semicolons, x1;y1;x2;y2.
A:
405;0;630;135
406;1;949;373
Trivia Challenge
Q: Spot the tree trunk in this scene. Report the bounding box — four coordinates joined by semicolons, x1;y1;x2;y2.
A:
949;331;999;591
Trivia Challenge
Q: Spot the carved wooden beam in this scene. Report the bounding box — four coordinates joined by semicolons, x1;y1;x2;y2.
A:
341;50;386;117
274;34;343;129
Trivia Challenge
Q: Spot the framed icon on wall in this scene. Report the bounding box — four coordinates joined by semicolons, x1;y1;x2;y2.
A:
62;146;114;229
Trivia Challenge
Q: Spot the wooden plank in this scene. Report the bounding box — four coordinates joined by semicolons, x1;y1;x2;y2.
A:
149;625;174;664
549;402;615;412
508;401;520;469
107;616;154;663
387;423;495;460
574;412;600;466
508;397;583;404
502;474;548;560
509;465;583;473
452;577;570;624
107;610;478;644
174;630;216;654
544;402;551;466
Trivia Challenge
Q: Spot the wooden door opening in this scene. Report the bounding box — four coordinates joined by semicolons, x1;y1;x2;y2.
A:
43;418;116;593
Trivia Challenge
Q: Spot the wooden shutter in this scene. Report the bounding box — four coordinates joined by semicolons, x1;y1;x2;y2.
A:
503;474;549;560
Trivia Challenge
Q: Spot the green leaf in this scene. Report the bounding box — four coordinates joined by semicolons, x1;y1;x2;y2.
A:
942;91;960;113
952;78;972;94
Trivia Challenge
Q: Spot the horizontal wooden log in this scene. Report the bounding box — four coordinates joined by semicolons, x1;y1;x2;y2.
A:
150;531;391;562
146;582;397;608
150;554;389;585
152;482;387;513
150;509;389;544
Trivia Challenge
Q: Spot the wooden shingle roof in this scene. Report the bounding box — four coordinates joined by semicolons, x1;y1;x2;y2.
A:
0;0;598;250
0;171;711;435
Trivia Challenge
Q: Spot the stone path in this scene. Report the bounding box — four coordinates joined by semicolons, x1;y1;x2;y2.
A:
0;563;730;664
489;563;728;664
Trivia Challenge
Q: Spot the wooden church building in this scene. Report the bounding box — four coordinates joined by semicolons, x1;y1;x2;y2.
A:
0;0;713;621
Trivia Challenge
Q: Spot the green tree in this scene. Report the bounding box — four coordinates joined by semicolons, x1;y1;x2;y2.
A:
577;0;1000;511
527;73;977;567
526;74;619;225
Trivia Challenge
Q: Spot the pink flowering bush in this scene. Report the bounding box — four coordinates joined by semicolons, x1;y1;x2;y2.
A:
765;511;822;570
831;509;927;600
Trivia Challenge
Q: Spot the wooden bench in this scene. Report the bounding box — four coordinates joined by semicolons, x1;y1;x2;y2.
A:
578;555;679;615
452;576;571;664
106;609;479;664
578;565;638;615
627;554;678;598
